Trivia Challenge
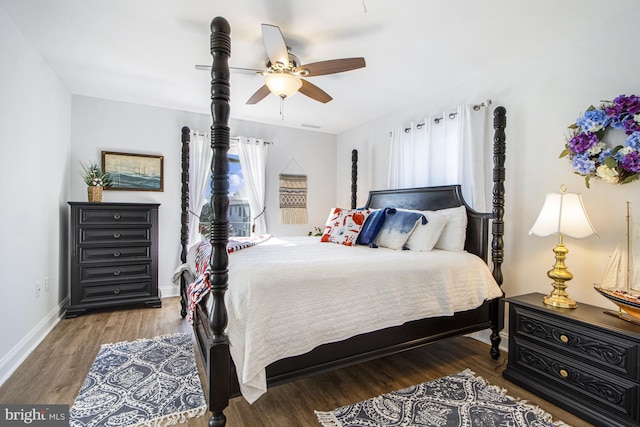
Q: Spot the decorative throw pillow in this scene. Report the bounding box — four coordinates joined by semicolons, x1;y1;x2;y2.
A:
373;208;426;250
434;206;468;251
356;209;386;245
404;210;449;251
321;208;371;246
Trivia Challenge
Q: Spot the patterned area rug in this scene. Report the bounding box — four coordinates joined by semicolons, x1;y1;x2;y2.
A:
70;333;206;427
316;369;570;427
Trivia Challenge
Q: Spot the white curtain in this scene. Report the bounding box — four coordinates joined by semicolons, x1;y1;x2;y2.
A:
458;104;490;212
188;132;213;246
387;103;490;210
237;136;269;235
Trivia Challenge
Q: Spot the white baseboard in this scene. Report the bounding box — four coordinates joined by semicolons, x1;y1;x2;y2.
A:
0;297;69;387
160;285;180;298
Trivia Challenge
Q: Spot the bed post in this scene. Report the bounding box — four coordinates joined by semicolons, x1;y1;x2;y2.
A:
207;16;231;427
351;149;358;209
490;106;506;359
180;126;190;318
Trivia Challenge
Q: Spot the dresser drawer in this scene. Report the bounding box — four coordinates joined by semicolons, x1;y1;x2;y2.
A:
79;227;150;244
80;281;152;302
80;263;151;283
512;337;639;420
513;305;639;380
79;208;151;225
80;246;151;263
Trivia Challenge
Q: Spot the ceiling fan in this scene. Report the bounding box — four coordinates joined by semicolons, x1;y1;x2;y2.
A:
196;24;366;105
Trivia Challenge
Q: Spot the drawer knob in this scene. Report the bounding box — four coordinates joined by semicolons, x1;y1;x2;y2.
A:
114;288;121;294
113;251;121;258
114;270;121;276
113;233;121;239
114;213;121;220
560;334;569;343
559;369;568;378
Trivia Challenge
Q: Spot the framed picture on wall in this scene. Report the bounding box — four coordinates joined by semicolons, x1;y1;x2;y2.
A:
102;151;164;191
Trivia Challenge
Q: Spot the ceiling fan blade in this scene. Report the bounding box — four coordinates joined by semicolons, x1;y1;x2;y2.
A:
231;67;265;75
262;24;289;68
295;57;366;77
298;79;332;103
246;85;271;104
196;65;264;76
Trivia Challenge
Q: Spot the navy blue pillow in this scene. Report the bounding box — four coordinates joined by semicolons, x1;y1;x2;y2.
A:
356;208;386;245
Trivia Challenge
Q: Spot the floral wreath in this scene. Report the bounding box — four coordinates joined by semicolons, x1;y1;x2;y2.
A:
561;94;640;187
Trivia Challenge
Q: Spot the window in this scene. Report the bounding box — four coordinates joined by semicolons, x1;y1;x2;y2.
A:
199;147;251;238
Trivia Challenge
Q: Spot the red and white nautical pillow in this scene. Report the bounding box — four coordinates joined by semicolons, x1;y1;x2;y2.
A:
321;208;371;246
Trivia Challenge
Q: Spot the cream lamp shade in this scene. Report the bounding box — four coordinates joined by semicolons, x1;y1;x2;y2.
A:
529;192;597;239
265;72;302;98
529;187;597;309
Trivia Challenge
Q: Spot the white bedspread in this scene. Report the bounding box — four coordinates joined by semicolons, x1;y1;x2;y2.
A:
213;236;502;403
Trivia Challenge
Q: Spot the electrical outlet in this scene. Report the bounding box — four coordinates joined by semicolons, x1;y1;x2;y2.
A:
36;281;41;297
45;277;50;292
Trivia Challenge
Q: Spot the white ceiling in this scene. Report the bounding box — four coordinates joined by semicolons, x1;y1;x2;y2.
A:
1;0;633;134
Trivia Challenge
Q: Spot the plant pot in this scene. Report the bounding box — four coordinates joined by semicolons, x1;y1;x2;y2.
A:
87;186;103;203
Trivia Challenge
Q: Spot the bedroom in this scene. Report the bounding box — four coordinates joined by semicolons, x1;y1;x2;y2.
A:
1;0;639;426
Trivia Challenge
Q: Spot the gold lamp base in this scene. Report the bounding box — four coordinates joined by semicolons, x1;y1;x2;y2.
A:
543;239;578;309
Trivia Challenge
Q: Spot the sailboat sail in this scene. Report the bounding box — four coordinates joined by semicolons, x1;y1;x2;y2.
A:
595;202;640;321
600;242;627;290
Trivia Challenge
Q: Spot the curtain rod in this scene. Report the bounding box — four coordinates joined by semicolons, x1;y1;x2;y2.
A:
403;99;492;133
230;136;273;145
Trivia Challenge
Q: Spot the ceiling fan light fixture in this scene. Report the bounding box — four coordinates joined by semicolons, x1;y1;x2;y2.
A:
265;72;302;98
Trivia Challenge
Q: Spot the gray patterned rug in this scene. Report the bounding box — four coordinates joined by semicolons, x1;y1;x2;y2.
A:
316;369;570;427
70;333;206;427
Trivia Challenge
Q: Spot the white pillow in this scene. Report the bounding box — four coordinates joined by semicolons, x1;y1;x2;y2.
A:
404;211;448;251
434;206;468;251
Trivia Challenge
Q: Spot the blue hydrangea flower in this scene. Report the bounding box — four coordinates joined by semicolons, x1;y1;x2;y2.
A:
577;109;609;132
609;118;626;130
598;148;613;163
572;153;595;174
626;132;640;150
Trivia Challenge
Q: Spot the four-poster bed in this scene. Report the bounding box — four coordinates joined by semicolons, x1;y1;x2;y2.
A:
178;17;507;426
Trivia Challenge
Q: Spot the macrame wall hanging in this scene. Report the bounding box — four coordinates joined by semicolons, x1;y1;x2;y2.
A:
279;158;308;224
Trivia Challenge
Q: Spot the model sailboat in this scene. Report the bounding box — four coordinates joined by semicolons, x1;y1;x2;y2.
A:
594;202;640;323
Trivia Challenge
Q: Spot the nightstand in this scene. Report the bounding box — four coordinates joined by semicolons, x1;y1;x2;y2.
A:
503;293;640;427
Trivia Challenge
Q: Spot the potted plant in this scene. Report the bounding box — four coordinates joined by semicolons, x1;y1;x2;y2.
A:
81;162;111;202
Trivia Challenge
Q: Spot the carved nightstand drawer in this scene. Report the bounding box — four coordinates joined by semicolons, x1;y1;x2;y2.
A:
511;337;638;420
504;293;640;427
513;306;639;381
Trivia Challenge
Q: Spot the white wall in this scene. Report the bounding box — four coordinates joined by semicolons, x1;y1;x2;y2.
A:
230;118;337;237
336;3;640;311
0;8;71;384
70;96;337;298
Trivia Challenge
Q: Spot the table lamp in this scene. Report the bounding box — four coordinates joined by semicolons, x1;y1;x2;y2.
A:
529;185;598;308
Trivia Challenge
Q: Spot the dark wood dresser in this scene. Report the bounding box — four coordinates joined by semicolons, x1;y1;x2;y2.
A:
503;293;640;427
66;202;161;318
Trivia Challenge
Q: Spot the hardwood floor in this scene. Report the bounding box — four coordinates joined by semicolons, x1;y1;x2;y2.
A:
0;297;592;426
